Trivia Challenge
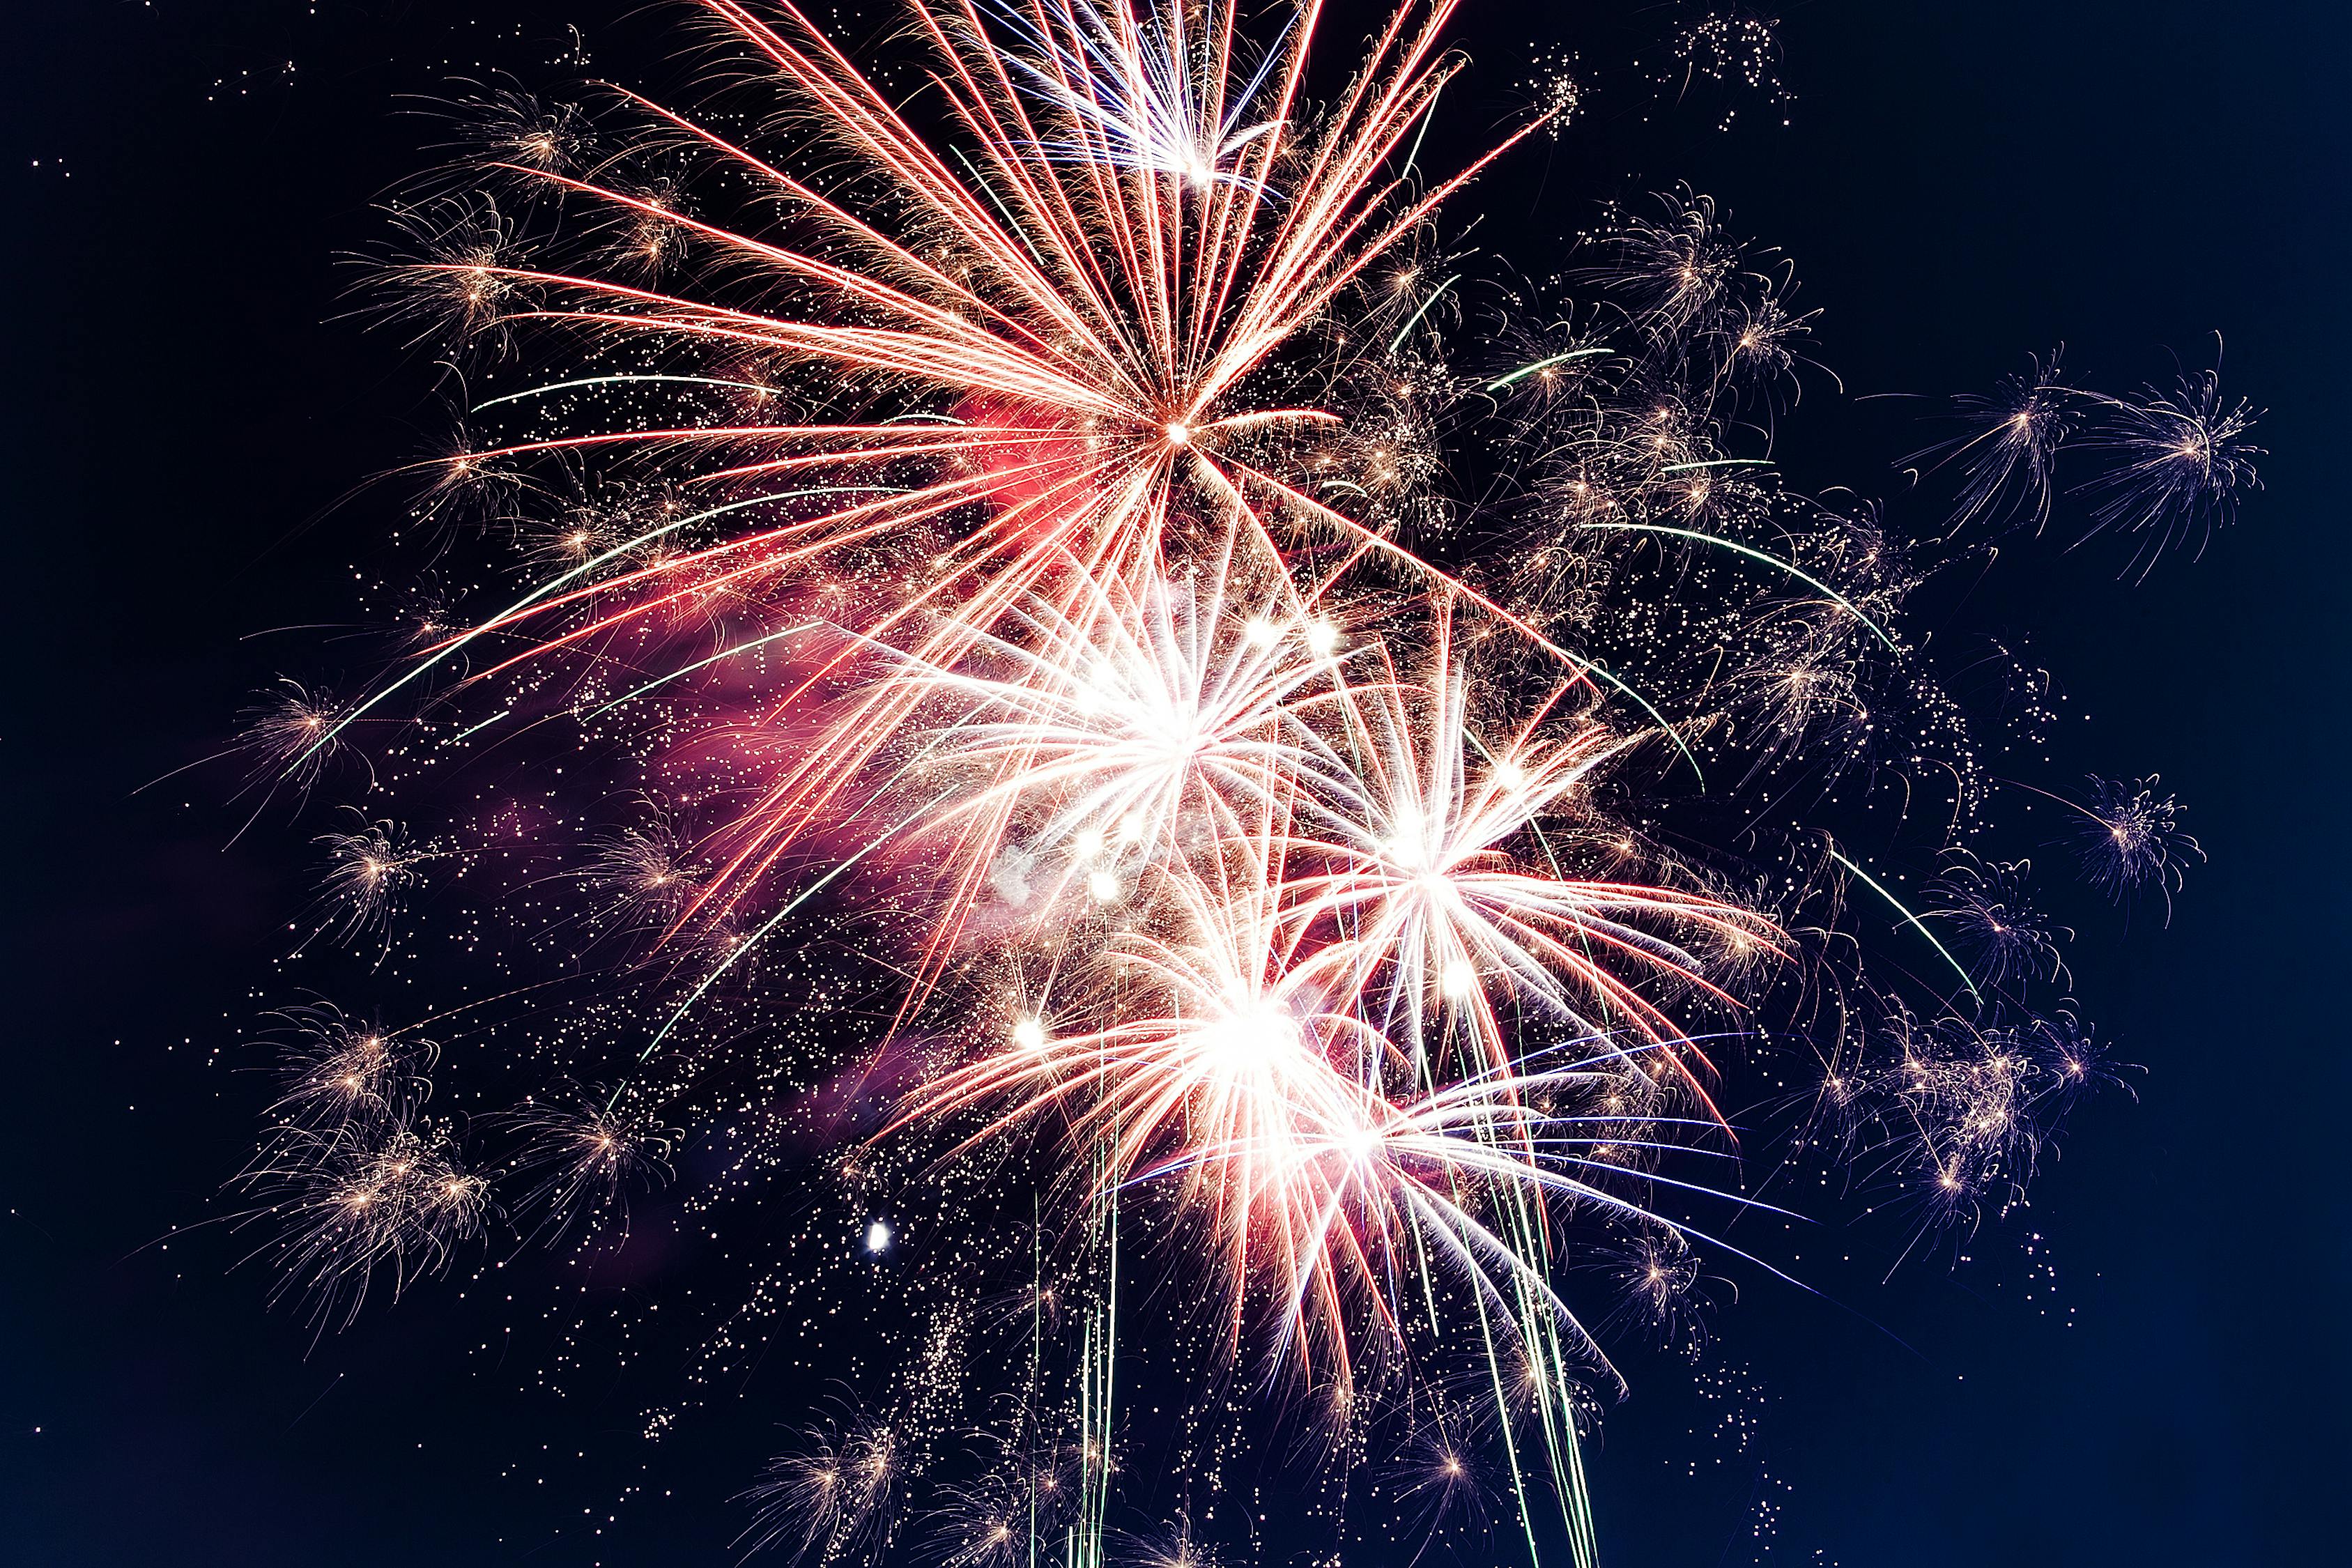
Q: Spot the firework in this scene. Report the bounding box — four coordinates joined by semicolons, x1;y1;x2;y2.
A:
307;813;429;953
218;0;2239;1558
2070;774;2205;915
2080;367;2266;569
1903;351;2078;534
1915;347;2262;572
235;1009;485;1330
741;1413;905;1564
1925;853;2069;992
237;678;349;797
581;815;707;932
264;1004;436;1128
1590;1228;1712;1356
501;1093;677;1242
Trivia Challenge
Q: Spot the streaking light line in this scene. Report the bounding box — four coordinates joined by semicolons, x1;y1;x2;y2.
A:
586;621;828;719
1484;348;1611;392
472;374;783;410
1828;846;1983;1001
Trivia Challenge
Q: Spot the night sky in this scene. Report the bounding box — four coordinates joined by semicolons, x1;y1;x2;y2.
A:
3;3;2346;1563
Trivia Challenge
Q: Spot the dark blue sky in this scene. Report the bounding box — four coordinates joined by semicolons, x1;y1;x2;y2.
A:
3;3;2345;1562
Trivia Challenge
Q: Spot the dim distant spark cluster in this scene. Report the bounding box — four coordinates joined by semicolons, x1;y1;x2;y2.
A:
216;1;2251;1561
1907;348;2263;576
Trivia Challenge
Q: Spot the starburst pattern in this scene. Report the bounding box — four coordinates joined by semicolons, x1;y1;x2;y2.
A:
216;1;2238;1559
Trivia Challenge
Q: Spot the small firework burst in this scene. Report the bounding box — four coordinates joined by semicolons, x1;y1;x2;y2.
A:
1813;1006;2117;1247
2072;774;2204;916
438;79;587;175
924;1468;1033;1568
1593;1229;1713;1356
1916;349;2260;573
383;194;522;350
1907;351;2080;534
237;1113;486;1330
739;1415;903;1565
1520;49;1584;137
234;678;351;804
308;815;430;951
1710;280;1813;393
1125;1518;1217;1568
1396;1423;1489;1543
1663;10;1795;131
525;507;620;569
1926;854;2069;992
581;817;705;932
1599;188;1746;344
266;1004;436;1129
502;1093;676;1242
2080;367;2264;569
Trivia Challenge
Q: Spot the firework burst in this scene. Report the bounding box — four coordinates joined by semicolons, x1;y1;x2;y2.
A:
217;0;2241;1559
1912;344;2261;573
